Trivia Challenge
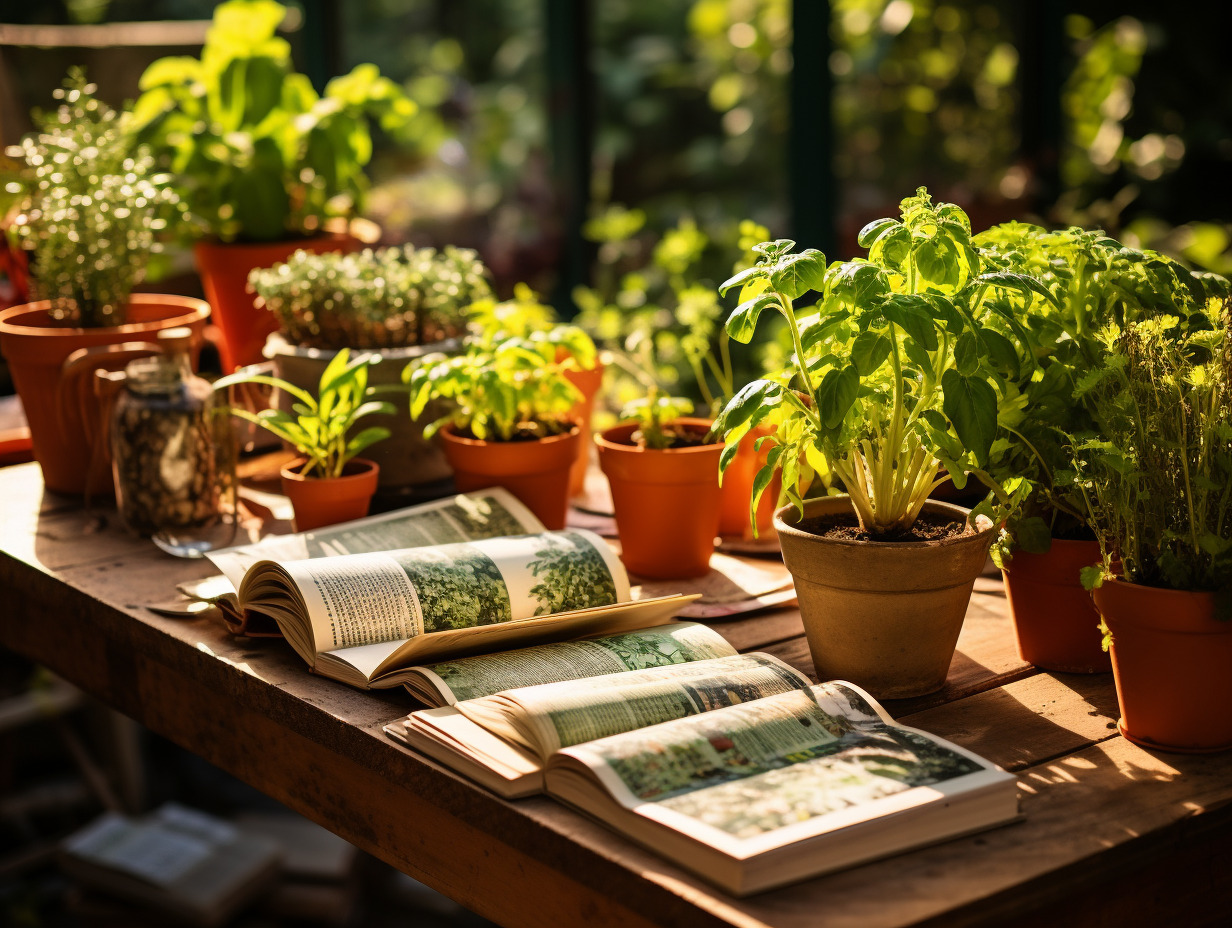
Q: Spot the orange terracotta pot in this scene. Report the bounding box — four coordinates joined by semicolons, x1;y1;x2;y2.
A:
718;423;781;539
596;419;723;580
280;457;380;532
564;361;604;497
1093;580;1232;753
1002;538;1111;673
438;424;580;530
195;232;358;372
0;295;210;496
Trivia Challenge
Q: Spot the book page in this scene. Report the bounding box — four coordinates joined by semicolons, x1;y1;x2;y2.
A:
274;529;628;654
560;683;998;853
459;653;812;759
410;622;737;704
208;488;544;587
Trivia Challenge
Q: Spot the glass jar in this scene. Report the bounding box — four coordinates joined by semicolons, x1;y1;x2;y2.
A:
109;327;233;549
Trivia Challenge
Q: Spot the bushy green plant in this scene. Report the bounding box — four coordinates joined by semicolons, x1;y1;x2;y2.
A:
404;287;595;441
248;245;491;350
617;394;698;450
214;349;394;478
1073;314;1232;601
4;69;182;327
713;188;1047;534
129;0;419;243
974;222;1229;559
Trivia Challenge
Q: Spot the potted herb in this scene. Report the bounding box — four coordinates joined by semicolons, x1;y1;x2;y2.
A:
713;189;1033;698
975;222;1228;673
215;349;393;531
404;290;595;529
250;244;491;493
0;70;209;496
574;213;779;535
1075;316;1232;753
129;0;419;371
595;393;724;579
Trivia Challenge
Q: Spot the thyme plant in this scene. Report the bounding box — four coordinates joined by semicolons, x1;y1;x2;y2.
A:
5;70;181;326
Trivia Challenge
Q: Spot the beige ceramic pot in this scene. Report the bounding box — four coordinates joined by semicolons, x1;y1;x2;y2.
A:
775;495;995;699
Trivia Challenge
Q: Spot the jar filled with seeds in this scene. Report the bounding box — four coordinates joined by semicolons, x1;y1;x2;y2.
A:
110;327;228;540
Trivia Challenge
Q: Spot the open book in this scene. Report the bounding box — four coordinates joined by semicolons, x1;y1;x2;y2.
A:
236;527;695;689
388;638;1017;895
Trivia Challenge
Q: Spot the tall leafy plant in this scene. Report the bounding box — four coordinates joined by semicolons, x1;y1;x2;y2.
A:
1073;314;1232;600
974;222;1229;556
129;0;419;243
713;188;1048;534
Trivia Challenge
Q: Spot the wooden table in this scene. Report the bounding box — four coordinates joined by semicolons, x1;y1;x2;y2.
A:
3;460;1230;928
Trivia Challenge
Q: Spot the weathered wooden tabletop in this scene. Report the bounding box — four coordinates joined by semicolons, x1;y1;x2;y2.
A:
2;460;1230;928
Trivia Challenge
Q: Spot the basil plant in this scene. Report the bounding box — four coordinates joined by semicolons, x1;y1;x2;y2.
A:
712;188;1053;536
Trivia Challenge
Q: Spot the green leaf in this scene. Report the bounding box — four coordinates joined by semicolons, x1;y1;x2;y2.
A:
816;365;860;430
712;379;782;436
726;292;779;343
954;332;980;375
976;271;1061;308
719;265;762;296
979;327;1020;375
1080;565;1106;591
769;249;827;299
1014;516;1053;554
941;369;998;466
857;217;898;248
881;295;939;351
850;331;892;375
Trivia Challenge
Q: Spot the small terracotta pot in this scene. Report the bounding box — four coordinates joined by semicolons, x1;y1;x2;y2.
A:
280;458;380;532
195;232;359;372
1094;580;1232;753
564;361;604;497
438;424;580;530
775;496;996;699
0;295;210;496
718;423;781;539
1002;538;1111;673
596;419;723;580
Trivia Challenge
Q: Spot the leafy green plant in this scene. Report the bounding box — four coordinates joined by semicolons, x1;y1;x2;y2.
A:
617;394;698;450
1072;314;1232;600
4;69;182;327
973;222;1229;561
404;287;595;441
214;349;394;478
248;244;490;349
129;0;419;243
713;188;1049;535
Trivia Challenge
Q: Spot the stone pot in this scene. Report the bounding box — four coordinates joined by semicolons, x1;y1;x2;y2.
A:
775;495;996;699
264;332;457;493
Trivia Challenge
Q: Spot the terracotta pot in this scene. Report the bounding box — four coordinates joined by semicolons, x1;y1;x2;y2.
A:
195;232;358;372
1002;538;1111;673
775;496;996;699
718;423;781;539
438;424;580;530
264;333;457;492
1094;580;1232;753
596;419;723;580
0;295;210;496
564;360;604;497
280;457;380;532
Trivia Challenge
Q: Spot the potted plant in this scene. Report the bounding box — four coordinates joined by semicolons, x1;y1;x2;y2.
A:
404;291;595;529
1074;316;1232;753
473;282;603;497
0;70;209;496
596;393;723;579
575;213;780;533
249;244;491;494
712;189;1035;698
215;349;393;531
129;0;420;371
974;222;1228;673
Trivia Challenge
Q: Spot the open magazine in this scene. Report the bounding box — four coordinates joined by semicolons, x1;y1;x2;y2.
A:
388;645;1017;894
235;527;696;689
196;489;548;636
